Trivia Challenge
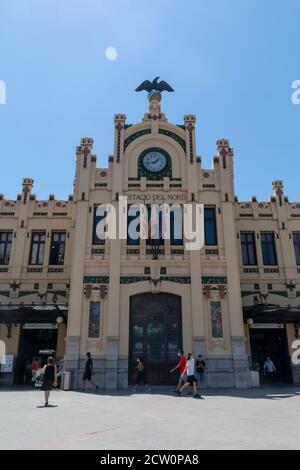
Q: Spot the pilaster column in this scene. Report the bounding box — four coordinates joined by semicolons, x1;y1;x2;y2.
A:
272;181;297;281
105;202;122;389
10;178;33;280
222;202;249;387
114;114;126;163
64;199;89;373
64;139;93;382
190;244;206;356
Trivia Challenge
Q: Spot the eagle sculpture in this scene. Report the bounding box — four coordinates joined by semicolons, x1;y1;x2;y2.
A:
135;77;174;93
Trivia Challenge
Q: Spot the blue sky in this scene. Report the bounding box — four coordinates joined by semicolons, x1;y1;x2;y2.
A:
0;0;299;201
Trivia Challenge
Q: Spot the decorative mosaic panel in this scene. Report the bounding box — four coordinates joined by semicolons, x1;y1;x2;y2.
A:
241;291;260;297
18;291;37;297
91;248;105;254
205;249;219;255
202;276;227;285
119;276;191;284
55;291;67;297
161;276;191;284
158;129;186;151
210;301;223;339
27;268;43;273
83;276;109;284
127;249;140;255
271;291;288;297
88;301;101;338
0;291;10;297
120;276;151;284
124;129;151;150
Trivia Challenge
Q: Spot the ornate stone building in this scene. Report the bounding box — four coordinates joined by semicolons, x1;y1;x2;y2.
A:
1;92;300;387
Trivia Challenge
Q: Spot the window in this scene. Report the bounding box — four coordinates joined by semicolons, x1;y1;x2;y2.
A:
170;206;183;246
127;206;140;245
241;232;257;265
49;231;66;265
261;232;277;266
204;207;217;245
127;205;183;246
293;233;300;265
92;206;106;245
29;232;46;265
0;231;13;265
146;206;165;246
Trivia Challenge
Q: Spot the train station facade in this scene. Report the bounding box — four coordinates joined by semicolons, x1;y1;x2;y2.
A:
1;93;300;388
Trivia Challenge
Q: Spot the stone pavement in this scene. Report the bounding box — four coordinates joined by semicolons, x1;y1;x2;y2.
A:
1;385;300;450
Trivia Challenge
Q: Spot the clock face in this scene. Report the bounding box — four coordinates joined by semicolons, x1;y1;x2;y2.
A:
142;151;167;173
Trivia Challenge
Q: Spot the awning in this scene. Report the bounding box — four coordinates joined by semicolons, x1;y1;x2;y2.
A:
243;303;300;324
0;304;68;324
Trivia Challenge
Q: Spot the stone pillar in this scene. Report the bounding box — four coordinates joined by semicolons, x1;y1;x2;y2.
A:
190;239;206;357
222;202;250;388
10;178;34;281
184;115;196;165
183;116;205;355
272;181;297;282
114;114;126;163
64;139;93;386
217;139;250;388
64;196;89;382
105;214;122;389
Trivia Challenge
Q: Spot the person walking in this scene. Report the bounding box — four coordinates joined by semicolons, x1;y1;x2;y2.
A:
31;357;40;371
263;356;276;382
132;357;150;392
81;352;98;391
24;361;32;384
31;357;41;385
41;357;57;407
195;354;206;396
177;352;200;398
170;350;187;392
176;352;200;398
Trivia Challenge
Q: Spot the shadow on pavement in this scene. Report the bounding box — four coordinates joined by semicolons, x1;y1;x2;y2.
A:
1;384;300;400
36;405;58;408
69;384;300;400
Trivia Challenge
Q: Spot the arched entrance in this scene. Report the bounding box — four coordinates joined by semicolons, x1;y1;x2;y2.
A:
129;293;182;385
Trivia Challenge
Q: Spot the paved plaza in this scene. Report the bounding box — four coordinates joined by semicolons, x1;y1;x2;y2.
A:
1;385;300;450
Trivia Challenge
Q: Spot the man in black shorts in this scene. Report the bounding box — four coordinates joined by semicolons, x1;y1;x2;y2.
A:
176;352;200;398
81;352;98;391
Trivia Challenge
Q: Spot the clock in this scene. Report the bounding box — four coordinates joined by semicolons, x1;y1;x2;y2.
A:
142;150;167;173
